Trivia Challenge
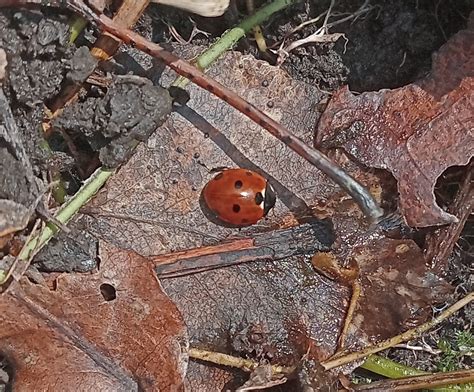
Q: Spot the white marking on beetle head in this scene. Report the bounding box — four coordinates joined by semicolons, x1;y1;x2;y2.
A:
258;187;266;210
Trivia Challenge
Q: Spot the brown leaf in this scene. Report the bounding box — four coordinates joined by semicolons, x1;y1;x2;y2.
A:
0;242;187;391
82;51;348;387
313;187;452;348
316;16;474;227
352;237;452;341
80;48;450;387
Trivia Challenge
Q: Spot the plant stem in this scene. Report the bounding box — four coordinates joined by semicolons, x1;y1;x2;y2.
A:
172;0;295;88
361;355;468;391
18;167;115;261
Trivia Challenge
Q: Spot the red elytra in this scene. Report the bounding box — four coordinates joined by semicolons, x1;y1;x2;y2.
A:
200;168;276;227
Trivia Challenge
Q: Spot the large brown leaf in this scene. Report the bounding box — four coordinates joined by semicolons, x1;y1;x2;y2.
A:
0;242;188;391
316;15;474;227
81;50;451;388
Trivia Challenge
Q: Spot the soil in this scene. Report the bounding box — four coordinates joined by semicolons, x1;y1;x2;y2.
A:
0;0;472;390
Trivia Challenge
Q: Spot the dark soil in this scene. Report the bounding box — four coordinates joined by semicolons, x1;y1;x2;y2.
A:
0;0;472;390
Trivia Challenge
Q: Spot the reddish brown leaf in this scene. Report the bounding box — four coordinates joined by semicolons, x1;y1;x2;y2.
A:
352;237;452;341
0;242;187;391
80;50;451;387
316;17;474;227
82;51;348;388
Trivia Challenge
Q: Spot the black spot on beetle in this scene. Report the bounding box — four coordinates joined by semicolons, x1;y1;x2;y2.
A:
233;204;241;213
244;106;252;113
234;180;243;189
255;192;264;205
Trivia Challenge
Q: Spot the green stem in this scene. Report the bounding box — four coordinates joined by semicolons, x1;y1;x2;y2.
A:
172;0;296;88
69;16;88;44
361;355;472;391
361;355;428;378
18;167;115;261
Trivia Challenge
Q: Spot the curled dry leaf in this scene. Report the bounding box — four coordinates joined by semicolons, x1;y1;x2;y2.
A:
0;242;188;391
316;15;474;227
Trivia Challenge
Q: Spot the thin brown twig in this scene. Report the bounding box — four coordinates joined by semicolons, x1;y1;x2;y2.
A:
3;0;384;223
189;348;294;375
0;219;41;291
49;0;150;113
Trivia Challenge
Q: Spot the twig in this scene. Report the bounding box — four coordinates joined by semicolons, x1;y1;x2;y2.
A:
189;348;294;375
349;369;474;391
0;219;41;289
49;0;151;113
321;292;474;370
151;222;332;278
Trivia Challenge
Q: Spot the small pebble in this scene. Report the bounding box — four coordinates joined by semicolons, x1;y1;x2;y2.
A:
176;146;184;154
193;152;200;159
267;101;274;108
261;80;269;87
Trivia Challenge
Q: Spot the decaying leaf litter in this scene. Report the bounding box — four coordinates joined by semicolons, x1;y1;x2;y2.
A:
0;0;473;391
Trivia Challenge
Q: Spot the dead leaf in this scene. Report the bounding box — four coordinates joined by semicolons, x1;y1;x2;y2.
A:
316;16;474;227
81;50;348;388
313;191;453;349
79;48;450;388
351;237;452;342
0;242;188;391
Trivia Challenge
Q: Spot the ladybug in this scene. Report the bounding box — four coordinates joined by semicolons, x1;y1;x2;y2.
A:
200;168;276;227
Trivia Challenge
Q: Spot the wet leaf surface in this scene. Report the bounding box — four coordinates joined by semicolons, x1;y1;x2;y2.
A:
0;242;187;391
82;50;451;388
312;186;453;348
316;16;474;227
83;51;348;388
